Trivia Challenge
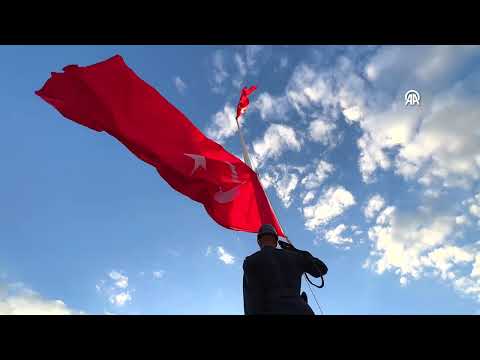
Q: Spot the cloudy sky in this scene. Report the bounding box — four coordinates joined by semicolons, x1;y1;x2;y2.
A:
1;45;480;314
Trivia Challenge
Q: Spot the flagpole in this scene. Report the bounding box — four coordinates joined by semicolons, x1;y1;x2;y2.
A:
234;116;253;169
234;115;291;245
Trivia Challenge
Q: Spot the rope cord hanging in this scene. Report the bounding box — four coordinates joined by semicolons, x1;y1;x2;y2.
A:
305;274;324;315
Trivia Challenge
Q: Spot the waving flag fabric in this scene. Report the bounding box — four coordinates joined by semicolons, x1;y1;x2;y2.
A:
36;55;285;237
235;85;257;120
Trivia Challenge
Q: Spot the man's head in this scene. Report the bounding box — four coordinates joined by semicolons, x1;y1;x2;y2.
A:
257;224;278;248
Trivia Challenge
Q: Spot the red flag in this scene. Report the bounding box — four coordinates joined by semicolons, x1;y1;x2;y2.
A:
35;55;285;238
236;85;257;120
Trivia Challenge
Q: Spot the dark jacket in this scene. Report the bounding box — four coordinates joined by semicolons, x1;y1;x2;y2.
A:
243;246;328;315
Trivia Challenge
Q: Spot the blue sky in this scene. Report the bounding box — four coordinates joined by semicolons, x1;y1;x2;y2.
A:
1;45;480;314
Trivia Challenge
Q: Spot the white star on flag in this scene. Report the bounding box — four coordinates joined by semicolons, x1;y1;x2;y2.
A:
184;153;207;176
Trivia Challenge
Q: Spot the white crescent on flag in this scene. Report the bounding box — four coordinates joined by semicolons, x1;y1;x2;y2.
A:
214;184;243;204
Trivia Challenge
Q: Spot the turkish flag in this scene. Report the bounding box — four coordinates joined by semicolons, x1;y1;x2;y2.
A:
236;85;257;120
36;55;285;238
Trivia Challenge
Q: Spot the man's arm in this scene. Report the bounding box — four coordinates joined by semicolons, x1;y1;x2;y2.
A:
302;251;328;278
243;258;264;315
278;240;328;278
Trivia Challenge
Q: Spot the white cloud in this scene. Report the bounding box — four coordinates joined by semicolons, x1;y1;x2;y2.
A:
452;276;480;302
217;246;235;265
95;279;105;293
472;255;480;278
285;58;367;121
325;224;353;246
232;53;248;89
301;160;334;190
109;271;128;289
259;164;304;208
394;89;480;188
291;65;324;104
425;189;442;199
357;133;392;183
280;57;288;68
470;205;480;218
234;53;247;77
174;76;187;94
232;79;243;89
399;277;408;286
364;199;480;302
366;205;459;278
246;45;263;69
455;216;468;226
466;193;480;218
205;245;212;256
353;46;480;188
0;283;83;315
274;172;299;208
109;292;132;307
286;64;335;117
253;124;302;166
364;194;386;220
365;63;378;81
231;46;265;87
363;106;420;150
250;56;366;126
375;206;395;226
206;103;237;144
421;246;475;280
98;270;133;307
153;270;165;279
303;186;356;230
342;106;363;123
259;172;274;189
242;46;480;193
308;118;337;146
253;92;290;121
365;45;480;89
257;47;480;189
211;50;229;93
302;191;316;205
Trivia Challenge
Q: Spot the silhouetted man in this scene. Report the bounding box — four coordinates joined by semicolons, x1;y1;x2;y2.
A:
243;224;328;315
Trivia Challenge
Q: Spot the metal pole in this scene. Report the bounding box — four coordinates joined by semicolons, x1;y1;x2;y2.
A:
234;115;290;244
234;117;253;169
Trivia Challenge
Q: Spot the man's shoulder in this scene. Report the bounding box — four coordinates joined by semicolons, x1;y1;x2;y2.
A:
244;250;262;263
244;248;277;267
244;248;287;263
